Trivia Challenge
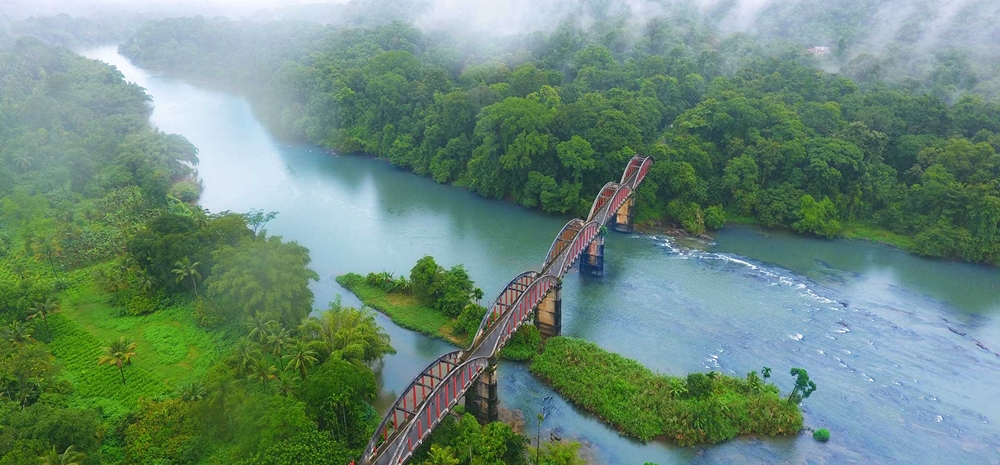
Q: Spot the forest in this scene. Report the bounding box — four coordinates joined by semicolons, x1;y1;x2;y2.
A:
119;2;1000;265
0;28;589;465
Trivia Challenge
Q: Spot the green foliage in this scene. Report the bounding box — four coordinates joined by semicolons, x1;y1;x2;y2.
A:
120;16;1000;264
299;355;377;447
793;195;842;238
205;234;318;328
500;325;541;361
237;431;352;465
337;273;460;344
122;397;207;464
530;337;803;445
413;414;527;465
788;368;818;404
813;428;830;442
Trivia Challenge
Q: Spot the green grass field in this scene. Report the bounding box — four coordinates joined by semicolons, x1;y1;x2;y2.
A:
336;274;467;345
44;279;230;417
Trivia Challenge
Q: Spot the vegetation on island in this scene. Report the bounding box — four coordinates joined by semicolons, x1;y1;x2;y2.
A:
530;337;806;445
337;255;541;359
121;5;1000;265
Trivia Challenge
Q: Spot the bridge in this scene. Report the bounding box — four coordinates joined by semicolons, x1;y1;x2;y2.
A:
358;155;654;465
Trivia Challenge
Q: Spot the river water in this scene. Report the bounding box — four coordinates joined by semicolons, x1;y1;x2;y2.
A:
81;46;1000;464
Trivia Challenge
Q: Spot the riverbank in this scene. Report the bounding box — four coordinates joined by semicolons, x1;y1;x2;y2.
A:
530;337;804;445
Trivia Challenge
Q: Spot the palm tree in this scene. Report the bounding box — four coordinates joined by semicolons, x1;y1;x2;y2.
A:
276;372;298;397
135;271;156;295
231;341;258;376
32;238;60;275
12;153;31;172
282;342;318;380
761;366;772;384
98;336;137;385
27;297;59;341
247;313;270;344
179;381;207;402
37;444;87;465
171;257;202;296
264;323;290;357
246;356;278;387
3;321;34;346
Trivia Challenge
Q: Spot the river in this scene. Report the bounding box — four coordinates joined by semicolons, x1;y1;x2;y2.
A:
81;46;1000;464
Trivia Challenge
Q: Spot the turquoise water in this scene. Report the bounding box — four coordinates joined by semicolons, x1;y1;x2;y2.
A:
83;46;1000;464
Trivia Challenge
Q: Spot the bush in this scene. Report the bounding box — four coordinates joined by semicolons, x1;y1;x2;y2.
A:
704;205;726;230
813;428;830;442
455;304;487;336
500;325;541;361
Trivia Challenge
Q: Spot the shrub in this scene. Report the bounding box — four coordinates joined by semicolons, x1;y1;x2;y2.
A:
704;205;726;230
813;428;830;442
455;304;487;336
500;325;541;361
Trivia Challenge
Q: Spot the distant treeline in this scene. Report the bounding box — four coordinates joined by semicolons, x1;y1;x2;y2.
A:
120;12;1000;264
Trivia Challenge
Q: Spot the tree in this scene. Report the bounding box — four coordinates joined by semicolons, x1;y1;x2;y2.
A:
409;255;443;306
788;368;818;404
792;195;842;238
761;367;772;384
98;336;137;385
247;356;278;387
171;257;202;296
206;235;318;327
179;381;207;401
37;444;87;465
426;445;459;465
282;342;319;379
243;209;279;236
27;297;59;341
3;320;35;346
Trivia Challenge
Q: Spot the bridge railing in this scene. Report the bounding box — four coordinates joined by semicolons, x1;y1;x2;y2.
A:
362;350;464;461
482;275;560;355
384;356;492;465
471;270;539;349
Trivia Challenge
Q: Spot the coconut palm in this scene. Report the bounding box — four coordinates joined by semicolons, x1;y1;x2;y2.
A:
264;323;291;357
3;321;34;346
276;372;298;397
27;297;59;341
247;313;271;344
171;257;202;296
231;341;258;376
135;270;156;295
246;356;278;387
12;153;31;172
179;381;207;402
282;342;318;380
38;444;87;465
98;336;137;385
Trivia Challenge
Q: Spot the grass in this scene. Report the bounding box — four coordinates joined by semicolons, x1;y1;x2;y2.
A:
530;337;803;445
337;273;542;359
336;273;467;345
45;279;230;418
841;222;917;250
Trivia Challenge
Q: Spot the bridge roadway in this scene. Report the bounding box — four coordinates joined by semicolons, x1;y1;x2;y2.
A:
358;156;654;465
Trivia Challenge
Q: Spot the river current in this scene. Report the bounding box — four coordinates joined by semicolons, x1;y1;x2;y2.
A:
82;46;1000;464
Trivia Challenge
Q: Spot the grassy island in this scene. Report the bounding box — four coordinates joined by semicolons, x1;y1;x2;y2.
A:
336;256;541;360
530;337;804;445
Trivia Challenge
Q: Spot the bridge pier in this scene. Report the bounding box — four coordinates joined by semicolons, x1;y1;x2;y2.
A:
465;357;499;424
579;234;604;277
612;197;635;233
535;284;562;338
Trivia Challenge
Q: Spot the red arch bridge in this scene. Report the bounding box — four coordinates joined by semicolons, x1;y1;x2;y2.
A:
358;155;654;465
